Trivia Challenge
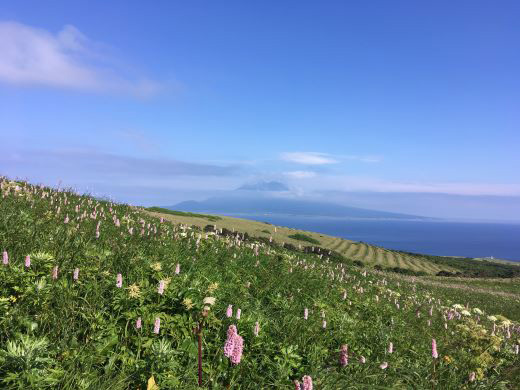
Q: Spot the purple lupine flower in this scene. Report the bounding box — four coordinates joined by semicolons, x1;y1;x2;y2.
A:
116;273;123;288
304;308;309;320
136;317;142;329
293;380;301;390
339;344;348;367
302;375;313;390
153;317;161;334
230;334;244;364
2;250;8;265
52;266;58;280
175;263;180;274
254;321;260;336
380;362;388;369
226;305;233;318
236;308;241;320
25;255;31;268
158;280;165;295
224;325;238;357
432;339;438;359
73;268;79;281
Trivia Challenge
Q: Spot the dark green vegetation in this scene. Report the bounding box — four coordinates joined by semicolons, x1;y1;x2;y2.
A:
394;250;520;278
146;207;221;222
287;233;321;245
1;177;519;389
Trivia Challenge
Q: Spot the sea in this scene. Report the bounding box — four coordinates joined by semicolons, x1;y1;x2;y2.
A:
221;214;520;262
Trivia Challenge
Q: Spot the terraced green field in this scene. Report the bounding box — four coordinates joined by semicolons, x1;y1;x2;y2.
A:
146;209;456;275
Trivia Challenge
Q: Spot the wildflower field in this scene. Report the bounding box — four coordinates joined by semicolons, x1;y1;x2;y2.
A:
0;177;519;389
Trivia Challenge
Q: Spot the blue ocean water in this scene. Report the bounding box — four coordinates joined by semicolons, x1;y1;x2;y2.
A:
224;214;520;262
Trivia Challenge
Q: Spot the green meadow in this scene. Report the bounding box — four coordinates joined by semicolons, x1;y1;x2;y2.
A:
1;177;519;389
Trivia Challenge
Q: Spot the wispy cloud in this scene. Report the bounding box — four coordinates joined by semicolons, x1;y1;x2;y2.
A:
0;21;161;96
280;152;381;165
284;171;317;179
280;152;339;165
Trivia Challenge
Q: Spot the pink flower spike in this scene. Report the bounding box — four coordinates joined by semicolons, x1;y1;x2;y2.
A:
136;317;142;329
52;266;58;280
236;308;241;320
432;339;438;359
158;280;165;295
380;362;388;369
25;255;31;268
339;344;348;367
388;342;393;354
254;321;260;336
230;334;243;364
304;308;308;320
73;268;79;281
360;356;366;364
2;250;8;265
224;325;238;357
293;380;301;390
175;263;180;274
153;317;161;334
116;273;123;288
302;375;313;390
226;305;233;318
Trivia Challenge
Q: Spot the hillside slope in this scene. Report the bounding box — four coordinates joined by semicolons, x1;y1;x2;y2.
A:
146;207;454;275
1;178;519;389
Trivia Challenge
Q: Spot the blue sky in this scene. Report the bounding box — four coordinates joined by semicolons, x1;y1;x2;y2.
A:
1;1;519;220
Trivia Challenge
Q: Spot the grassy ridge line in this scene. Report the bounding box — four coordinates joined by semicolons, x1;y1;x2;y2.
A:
145;209;455;274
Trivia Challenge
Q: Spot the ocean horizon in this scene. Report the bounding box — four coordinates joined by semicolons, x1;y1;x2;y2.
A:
217;213;520;262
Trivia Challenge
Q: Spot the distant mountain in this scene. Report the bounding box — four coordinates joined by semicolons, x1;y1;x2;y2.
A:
169;195;431;220
237;181;289;192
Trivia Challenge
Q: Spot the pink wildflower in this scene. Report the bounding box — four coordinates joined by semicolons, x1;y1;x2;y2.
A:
469;372;476;382
136;317;142;329
230;334;244;364
302;375;313;390
388;342;393;354
304;308;308;320
293;380;301;390
339;344;348;367
154;317;161;334
360;356;366;364
52;266;58;280
224;325;238;357
380;362;388;369
116;273;123;288
25;255;31;268
254;321;260;336
158;280;165;295
236;308;241;320
2;250;8;265
64;215;69;224
73;268;79;281
432;339;438;359
226;305;233;318
322;320;327;329
175;263;180;274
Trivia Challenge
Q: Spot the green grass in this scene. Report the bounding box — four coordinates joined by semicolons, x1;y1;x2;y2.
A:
145;206;221;222
287;233;321;245
1;177;519;389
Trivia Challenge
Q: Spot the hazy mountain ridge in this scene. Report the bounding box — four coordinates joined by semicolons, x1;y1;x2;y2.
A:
170;195;432;220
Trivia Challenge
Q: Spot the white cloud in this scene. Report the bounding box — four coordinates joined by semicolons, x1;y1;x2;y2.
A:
284;171;317;179
0;21;161;96
295;174;520;197
280;152;339;165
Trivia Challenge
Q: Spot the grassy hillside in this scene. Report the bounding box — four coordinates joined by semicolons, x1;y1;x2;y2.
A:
145;209;459;275
1;178;519;389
